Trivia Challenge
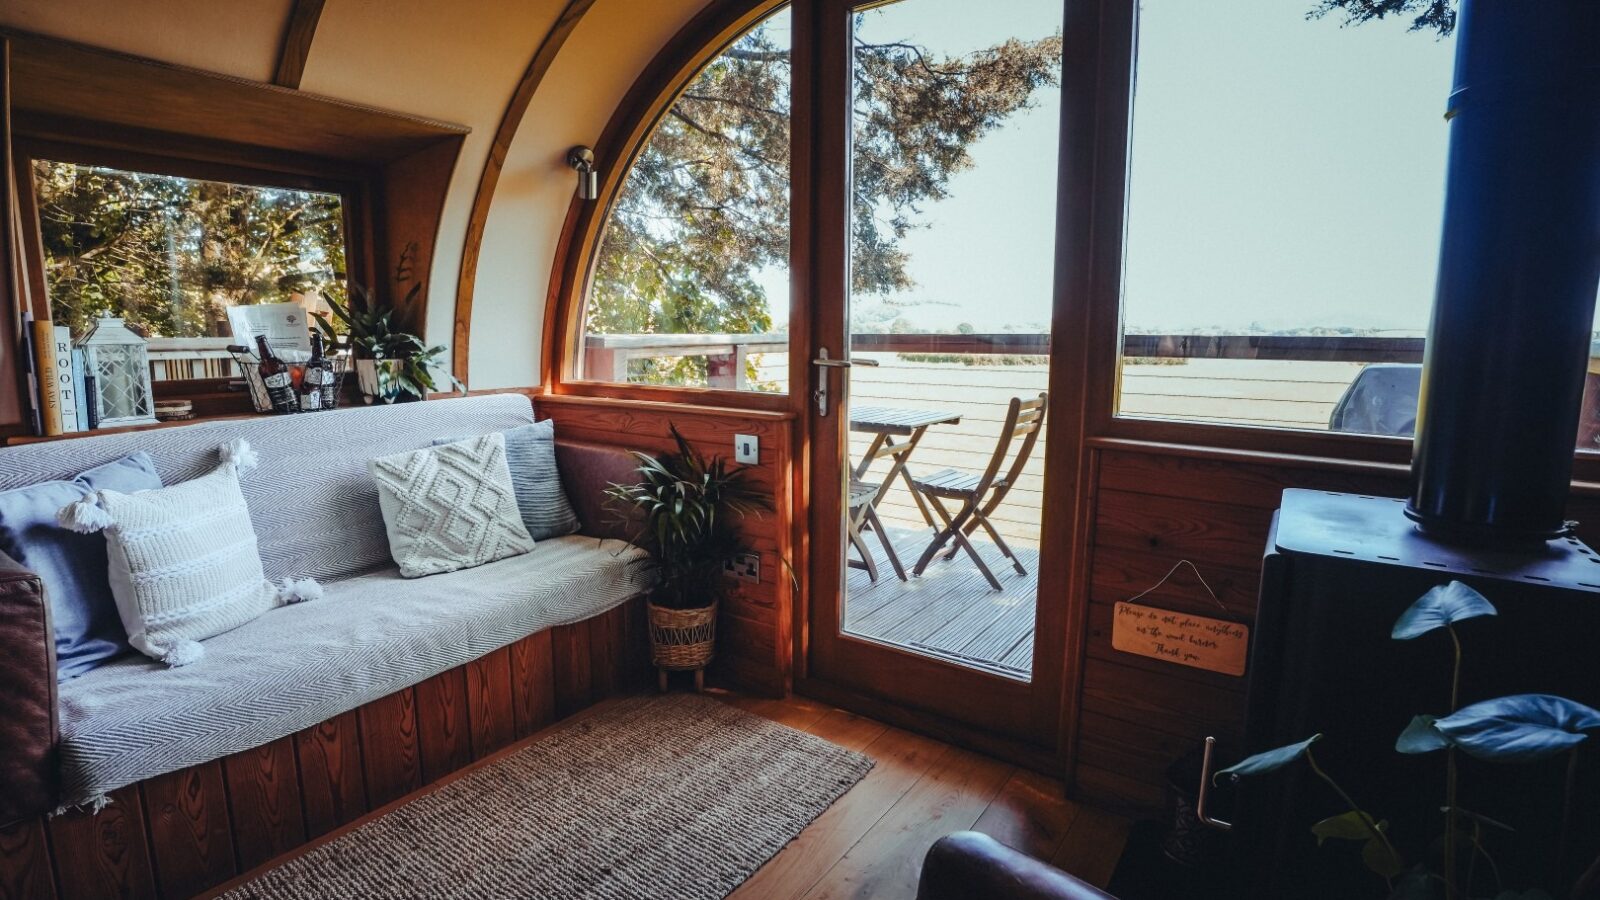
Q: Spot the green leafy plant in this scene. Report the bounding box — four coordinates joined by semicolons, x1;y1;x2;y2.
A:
604;425;768;610
312;282;464;400
1216;581;1600;898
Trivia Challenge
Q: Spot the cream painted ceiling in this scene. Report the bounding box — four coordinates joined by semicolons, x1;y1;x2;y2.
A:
0;0;295;83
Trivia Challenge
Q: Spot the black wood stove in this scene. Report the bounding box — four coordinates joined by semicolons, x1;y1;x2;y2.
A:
1224;0;1600;895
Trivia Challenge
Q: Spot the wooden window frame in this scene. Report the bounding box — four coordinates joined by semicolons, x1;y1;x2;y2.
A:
1075;0;1600;484
11;130;377;408
545;0;799;415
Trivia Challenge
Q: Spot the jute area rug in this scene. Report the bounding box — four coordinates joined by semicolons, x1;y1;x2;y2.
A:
220;693;874;899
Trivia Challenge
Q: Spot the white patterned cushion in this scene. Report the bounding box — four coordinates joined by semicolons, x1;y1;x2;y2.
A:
370;432;535;578
62;443;299;667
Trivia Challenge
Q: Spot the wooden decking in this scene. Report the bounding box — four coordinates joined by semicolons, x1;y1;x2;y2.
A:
843;527;1039;678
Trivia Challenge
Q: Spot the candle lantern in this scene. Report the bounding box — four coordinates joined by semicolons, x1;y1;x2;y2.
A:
76;316;157;428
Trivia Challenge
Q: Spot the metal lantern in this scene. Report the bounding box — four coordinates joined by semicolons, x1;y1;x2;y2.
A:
76;316;157;427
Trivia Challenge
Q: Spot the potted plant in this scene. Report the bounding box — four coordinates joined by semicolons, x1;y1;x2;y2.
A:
312;282;463;403
605;425;766;692
1214;581;1600;899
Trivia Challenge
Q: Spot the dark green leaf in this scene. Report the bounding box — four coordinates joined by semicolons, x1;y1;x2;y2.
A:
1361;823;1404;879
1392;581;1496;640
1396;714;1451;754
1434;694;1600;762
1311;810;1371;845
1215;735;1319;784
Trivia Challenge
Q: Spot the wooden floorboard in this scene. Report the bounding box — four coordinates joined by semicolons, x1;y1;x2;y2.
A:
723;692;1130;899
844;529;1039;676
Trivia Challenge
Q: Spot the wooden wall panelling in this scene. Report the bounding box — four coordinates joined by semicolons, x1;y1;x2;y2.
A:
221;739;306;872
272;0;326;89
0;816;55;900
377;136;465;337
551;622;594;718
510;630;556;739
467;646;517;759
1070;447;1409;812
140;762;236;899
292;711;367;840
43;787;154;900
537;395;795;698
452;0;597;383
414;668;473;785
586;606;622;699
357;687;422;807
0;37;26;431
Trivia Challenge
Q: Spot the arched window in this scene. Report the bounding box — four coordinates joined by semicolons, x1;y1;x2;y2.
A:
577;6;792;394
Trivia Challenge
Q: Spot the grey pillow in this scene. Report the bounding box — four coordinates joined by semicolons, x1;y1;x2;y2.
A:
434;420;580;540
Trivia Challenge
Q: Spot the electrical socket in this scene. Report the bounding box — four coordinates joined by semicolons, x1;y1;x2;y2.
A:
723;552;760;583
734;434;759;465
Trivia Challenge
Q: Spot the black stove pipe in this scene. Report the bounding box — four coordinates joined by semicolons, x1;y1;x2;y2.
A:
1405;0;1600;544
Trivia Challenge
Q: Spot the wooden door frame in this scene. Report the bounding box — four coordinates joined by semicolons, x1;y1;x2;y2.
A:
794;0;1090;769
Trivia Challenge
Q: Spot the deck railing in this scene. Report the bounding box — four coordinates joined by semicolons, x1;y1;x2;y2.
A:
579;331;1434;547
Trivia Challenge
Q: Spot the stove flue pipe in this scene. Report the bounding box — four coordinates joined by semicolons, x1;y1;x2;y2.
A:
1406;0;1600;544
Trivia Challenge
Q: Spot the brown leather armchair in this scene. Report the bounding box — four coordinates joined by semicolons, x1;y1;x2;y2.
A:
0;548;57;826
917;832;1119;900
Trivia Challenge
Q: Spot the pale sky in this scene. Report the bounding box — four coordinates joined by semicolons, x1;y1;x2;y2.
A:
790;0;1463;337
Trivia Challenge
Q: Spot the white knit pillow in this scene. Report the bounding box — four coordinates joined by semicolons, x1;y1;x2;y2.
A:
370;432;535;578
59;440;320;667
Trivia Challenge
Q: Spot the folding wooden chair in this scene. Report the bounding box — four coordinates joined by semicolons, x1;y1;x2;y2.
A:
909;392;1048;591
847;477;907;583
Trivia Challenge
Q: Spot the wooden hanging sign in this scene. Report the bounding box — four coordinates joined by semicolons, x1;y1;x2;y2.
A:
1112;601;1250;677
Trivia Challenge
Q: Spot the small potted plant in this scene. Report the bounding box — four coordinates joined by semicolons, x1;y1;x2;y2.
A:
313;282;463;403
605;425;766;692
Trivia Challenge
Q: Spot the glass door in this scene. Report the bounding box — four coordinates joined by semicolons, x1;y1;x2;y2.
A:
805;0;1066;746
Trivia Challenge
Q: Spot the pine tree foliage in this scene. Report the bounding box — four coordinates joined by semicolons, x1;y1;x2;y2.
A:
1308;0;1456;36
588;13;1061;386
33;162;347;338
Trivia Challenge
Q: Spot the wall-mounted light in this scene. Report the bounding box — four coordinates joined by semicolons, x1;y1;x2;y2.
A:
567;146;599;201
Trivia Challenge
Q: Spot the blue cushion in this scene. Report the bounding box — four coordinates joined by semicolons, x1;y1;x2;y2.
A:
0;453;163;680
433;420;580;540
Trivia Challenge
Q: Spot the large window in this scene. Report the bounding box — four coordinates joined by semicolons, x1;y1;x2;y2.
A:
1116;0;1462;440
579;6;792;393
32;159;348;380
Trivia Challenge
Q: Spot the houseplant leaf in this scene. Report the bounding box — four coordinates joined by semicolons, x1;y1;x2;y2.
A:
1215;734;1320;784
1392;581;1496;640
1360;823;1404;879
1311;810;1372;845
1395;714;1451;754
1433;694;1600;763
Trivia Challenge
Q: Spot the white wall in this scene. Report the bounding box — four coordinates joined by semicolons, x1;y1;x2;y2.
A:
467;0;711;389
298;0;572;381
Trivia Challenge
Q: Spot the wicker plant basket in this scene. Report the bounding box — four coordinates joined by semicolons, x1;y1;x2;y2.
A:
648;601;717;671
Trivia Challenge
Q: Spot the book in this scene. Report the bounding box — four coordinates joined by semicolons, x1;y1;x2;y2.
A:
30;319;62;436
71;348;90;432
83;374;99;430
53;326;80;433
20;312;41;436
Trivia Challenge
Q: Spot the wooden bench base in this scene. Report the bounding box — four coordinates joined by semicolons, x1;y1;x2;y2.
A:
0;597;649;900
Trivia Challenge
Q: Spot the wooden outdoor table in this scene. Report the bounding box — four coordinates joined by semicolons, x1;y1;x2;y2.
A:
849;405;963;526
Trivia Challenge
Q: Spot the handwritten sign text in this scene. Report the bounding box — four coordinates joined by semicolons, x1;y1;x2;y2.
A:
1111;601;1249;677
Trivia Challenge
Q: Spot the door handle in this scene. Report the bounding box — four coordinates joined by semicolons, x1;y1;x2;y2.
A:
811;349;878;416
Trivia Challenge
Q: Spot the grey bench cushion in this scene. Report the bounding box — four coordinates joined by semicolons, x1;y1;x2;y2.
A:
55;535;648;807
0;394;539;586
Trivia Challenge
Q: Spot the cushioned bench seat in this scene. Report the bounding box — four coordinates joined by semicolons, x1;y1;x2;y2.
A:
55;535;648;808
